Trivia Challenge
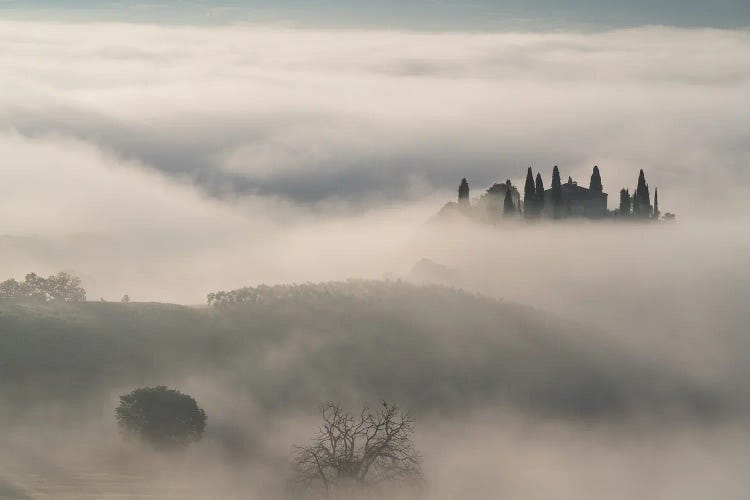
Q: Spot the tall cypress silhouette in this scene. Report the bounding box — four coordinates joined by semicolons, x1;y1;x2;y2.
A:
535;173;545;215
523;167;536;217
503;189;515;216
551;166;563;219
619;188;631;215
653;188;660;220
590;165;603;193
635;169;651;218
458;178;470;206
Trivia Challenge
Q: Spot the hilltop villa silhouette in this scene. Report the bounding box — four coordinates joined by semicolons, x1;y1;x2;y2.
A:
440;165;673;222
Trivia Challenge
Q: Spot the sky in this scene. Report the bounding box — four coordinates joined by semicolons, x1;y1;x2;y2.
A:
1;0;749;29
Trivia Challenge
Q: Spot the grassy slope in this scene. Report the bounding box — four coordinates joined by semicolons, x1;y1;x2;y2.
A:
0;282;719;423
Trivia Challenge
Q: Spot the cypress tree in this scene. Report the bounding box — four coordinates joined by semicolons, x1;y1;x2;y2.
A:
523;167;536;218
635;169;651;218
551;166;563;219
503;188;515;217
590;165;603;193
619;188;631;215
535;173;545;215
458;178;470;206
653;188;660;220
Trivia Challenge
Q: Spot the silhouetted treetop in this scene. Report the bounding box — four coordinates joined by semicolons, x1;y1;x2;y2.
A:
524;168;535;199
503;187;516;216
590;165;603;193
635;169;651;218
0;272;86;302
619;188;631;215
551;166;563;218
458;178;470;205
524;167;536;218
535;172;545;213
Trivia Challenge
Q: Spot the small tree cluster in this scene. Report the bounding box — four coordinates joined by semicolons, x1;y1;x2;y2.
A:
116;386;207;450
524;165;603;219
523;167;549;218
293;402;422;496
207;287;263;306
450;166;664;221
207;280;433;307
0;272;86;302
619;188;632;215
617;170;661;219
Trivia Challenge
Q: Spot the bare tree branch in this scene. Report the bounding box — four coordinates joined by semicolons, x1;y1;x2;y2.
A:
292;402;423;496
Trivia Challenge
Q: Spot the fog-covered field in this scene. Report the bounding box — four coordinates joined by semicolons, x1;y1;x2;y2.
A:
2;225;750;499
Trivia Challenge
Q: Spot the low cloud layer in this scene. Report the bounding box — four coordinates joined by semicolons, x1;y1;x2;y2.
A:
1;21;749;308
1;22;748;216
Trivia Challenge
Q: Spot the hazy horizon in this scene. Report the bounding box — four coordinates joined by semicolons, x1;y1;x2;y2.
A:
2;1;749;29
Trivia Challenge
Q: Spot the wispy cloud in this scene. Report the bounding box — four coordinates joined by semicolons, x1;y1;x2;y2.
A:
1;22;748;215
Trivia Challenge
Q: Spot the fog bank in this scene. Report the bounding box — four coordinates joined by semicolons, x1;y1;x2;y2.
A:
1;19;749;500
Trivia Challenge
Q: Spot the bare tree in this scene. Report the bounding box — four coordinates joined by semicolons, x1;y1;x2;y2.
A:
293;402;422;496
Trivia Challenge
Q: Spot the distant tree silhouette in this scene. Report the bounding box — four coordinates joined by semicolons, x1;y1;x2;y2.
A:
293;402;422;496
653;188;660;220
0;279;25;300
535;173;545;215
503;188;515;216
550;166;563;219
634;169;651;218
121;294;130;303
523;167;536;218
0;272;86;302
590;165;603;193
115;386;206;450
619;189;631;215
479;180;520;219
458;178;470;207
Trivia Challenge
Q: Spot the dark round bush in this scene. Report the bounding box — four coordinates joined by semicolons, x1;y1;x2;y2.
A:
115;386;206;450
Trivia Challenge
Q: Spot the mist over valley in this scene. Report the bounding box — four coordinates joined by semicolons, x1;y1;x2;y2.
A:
1;8;749;499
